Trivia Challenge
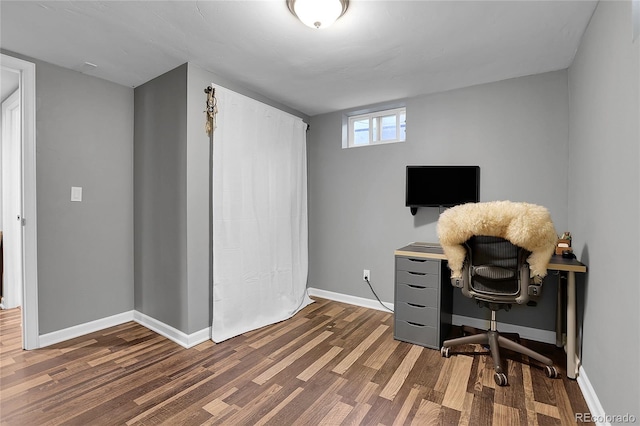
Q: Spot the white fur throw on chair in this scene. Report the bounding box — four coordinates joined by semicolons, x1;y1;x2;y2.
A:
437;201;558;281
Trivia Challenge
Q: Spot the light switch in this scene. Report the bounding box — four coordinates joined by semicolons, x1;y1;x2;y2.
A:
71;186;83;202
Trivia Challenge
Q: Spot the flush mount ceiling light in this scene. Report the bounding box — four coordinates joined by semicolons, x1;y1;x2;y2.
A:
287;0;349;29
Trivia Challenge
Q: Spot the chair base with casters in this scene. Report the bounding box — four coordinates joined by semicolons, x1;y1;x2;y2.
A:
440;309;559;386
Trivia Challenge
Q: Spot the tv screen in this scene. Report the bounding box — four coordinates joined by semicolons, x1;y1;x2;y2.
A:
406;166;480;209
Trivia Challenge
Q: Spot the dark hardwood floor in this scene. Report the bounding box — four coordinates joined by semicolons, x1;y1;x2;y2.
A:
0;298;592;425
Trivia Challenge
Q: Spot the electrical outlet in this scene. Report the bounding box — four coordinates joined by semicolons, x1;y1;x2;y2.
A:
363;269;370;282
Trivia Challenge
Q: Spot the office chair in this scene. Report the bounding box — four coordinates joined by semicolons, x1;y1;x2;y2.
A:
439;235;559;386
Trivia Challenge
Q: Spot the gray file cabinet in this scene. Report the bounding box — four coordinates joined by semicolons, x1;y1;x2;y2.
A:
394;251;453;349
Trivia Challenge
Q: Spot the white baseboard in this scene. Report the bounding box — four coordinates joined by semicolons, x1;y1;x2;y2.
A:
39;310;135;348
38;310;211;349
451;314;557;345
577;365;610;426
133;311;211;349
307;287;394;313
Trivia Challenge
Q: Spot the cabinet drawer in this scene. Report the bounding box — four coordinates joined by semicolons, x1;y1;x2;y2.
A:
394;320;438;348
396;283;437;307
395;302;437;326
396;257;439;274
396;270;439;287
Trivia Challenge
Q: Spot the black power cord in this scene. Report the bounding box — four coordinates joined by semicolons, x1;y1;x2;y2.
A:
364;277;394;313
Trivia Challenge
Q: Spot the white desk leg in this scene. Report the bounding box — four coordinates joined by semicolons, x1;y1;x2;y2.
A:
566;271;577;379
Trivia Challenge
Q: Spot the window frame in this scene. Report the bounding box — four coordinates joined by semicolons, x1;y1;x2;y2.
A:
345;107;406;148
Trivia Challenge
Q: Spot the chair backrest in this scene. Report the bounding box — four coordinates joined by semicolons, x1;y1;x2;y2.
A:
460;236;533;305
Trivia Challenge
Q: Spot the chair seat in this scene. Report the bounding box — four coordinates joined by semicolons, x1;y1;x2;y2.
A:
473;265;515;280
471;275;520;295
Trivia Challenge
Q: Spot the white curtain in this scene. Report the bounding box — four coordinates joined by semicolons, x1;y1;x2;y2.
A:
211;86;312;342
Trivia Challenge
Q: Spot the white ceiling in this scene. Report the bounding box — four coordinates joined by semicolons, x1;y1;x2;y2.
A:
0;1;597;116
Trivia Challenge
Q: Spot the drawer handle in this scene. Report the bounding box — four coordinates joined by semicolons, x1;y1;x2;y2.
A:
407;284;426;289
407;321;425;327
408;271;426;276
409;258;427;263
407;302;426;308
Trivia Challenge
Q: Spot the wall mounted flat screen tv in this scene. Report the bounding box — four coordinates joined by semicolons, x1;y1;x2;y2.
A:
406;166;480;213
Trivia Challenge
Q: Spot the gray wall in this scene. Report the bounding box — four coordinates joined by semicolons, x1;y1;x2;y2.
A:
568;1;639;417
307;70;569;331
184;65;213;333
30;57;134;333
134;64;190;332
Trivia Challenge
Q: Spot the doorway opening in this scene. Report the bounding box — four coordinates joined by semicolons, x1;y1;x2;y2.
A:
1;53;38;349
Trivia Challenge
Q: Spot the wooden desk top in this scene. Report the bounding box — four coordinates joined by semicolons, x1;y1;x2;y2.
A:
546;255;587;273
395;243;587;273
395;244;447;260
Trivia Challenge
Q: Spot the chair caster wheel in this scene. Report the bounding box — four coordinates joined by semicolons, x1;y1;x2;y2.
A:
441;346;451;358
494;372;508;386
545;365;559;378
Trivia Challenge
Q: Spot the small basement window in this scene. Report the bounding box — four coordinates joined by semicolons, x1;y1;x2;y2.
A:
346;107;406;148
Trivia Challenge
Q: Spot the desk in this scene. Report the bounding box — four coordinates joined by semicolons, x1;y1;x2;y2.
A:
394;243;587;379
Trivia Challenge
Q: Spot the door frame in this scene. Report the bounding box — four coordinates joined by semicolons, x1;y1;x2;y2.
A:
1;54;38;349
